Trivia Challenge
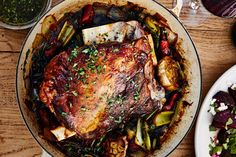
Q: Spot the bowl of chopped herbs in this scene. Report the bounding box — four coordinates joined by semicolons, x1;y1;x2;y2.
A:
0;0;52;30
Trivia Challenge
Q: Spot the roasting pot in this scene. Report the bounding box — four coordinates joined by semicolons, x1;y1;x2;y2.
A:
16;0;202;156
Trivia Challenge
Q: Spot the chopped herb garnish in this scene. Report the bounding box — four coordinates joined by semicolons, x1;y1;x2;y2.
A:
114;116;122;123
80;77;87;84
103;32;108;37
0;1;46;25
64;83;69;91
134;90;140;101
72;63;78;69
69;102;73;108
96;65;102;73
82;47;98;56
68;47;78;62
116;95;123;104
72;91;78;96
92;80;97;85
79;68;85;75
113;48;119;53
107;94;124;106
80;106;87;111
82;48;89;54
61;112;67;117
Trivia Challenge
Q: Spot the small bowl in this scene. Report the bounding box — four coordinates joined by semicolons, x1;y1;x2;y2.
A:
0;0;52;30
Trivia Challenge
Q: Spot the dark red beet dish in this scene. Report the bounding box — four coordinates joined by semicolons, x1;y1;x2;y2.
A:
209;84;236;156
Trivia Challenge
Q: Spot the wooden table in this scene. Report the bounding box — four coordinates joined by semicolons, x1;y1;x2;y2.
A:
0;0;235;156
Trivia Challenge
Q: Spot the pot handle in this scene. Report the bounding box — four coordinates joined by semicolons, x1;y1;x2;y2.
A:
171;0;183;18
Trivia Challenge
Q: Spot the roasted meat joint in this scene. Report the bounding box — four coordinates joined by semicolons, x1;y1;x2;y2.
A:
28;2;188;156
39;38;165;139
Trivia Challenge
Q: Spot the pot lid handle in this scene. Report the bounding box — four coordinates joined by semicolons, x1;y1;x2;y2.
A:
171;0;183;18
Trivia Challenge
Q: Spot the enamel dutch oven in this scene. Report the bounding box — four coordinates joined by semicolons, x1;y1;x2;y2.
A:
16;0;202;156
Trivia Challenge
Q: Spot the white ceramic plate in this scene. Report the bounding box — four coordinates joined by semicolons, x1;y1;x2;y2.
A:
195;64;236;157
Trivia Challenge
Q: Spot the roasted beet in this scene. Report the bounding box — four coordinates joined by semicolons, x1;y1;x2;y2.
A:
221;150;235;157
213;91;235;109
212;110;236;129
217;129;228;144
81;5;95;25
163;91;180;111
228;87;236;102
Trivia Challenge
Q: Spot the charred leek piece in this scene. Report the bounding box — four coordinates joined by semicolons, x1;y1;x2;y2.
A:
143;122;151;151
145;16;160;50
145;16;158;32
32;33;45;49
170;100;183;126
135;118;145;148
41;15;57;35
152;138;157;150
58;21;75;46
153;111;174;127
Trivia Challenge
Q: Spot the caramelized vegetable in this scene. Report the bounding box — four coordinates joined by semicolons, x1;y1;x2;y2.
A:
135;119;145;148
32;33;45;49
153;111;174;127
158;56;181;91
107;6;126;21
126;128;136;140
50;126;76;141
163;91;180;111
41;15;57;35
81;4;95;25
42;127;57;141
44;38;61;57
57;21;75;46
159;28;171;57
143;122;151;151
145;16;158;32
166;28;178;45
146;34;158;66
104;136;128;157
145;16;160;50
169;100;184;126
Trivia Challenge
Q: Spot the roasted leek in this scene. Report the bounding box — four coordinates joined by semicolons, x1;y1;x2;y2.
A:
153;111;174;127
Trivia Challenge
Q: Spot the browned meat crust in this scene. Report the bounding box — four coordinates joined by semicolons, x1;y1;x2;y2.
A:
39;38;164;139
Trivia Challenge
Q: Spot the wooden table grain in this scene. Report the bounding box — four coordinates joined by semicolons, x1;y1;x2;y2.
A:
0;0;235;157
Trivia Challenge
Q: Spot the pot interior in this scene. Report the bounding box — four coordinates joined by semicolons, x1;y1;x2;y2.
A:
16;0;201;156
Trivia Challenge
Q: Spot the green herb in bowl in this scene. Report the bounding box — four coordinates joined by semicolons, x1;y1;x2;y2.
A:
0;0;51;29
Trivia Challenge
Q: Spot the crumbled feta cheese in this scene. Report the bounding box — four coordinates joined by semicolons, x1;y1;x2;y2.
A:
217;103;228;111
211;99;217;105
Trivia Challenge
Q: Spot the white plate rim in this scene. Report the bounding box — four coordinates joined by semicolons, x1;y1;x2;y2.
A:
195;64;236;157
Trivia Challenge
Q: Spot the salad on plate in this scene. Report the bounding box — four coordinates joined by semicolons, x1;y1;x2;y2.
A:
209;83;236;157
